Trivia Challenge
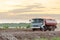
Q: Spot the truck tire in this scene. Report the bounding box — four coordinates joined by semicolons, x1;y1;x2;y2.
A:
40;28;44;31
52;26;56;31
32;29;35;31
33;29;36;31
44;26;47;31
48;28;55;31
48;26;55;31
33;28;40;31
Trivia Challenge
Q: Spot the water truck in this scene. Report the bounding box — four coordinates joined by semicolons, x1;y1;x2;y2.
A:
30;18;57;31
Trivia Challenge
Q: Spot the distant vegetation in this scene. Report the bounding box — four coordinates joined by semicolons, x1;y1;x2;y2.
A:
3;25;9;29
0;23;31;28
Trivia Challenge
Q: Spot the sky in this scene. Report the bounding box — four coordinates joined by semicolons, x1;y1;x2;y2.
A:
0;0;60;23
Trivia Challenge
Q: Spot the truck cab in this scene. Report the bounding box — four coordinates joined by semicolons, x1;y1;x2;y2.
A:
31;18;45;31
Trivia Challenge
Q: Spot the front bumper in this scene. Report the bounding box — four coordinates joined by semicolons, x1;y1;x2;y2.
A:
31;27;40;28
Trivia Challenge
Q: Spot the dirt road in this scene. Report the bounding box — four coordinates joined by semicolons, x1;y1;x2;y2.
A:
0;29;60;40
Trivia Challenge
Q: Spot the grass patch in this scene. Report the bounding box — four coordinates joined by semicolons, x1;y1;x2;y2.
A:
52;37;60;40
34;38;48;40
33;37;60;40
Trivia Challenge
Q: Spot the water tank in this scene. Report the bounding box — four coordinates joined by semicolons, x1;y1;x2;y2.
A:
45;19;57;26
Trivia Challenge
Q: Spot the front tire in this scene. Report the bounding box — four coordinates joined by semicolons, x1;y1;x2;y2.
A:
33;29;36;31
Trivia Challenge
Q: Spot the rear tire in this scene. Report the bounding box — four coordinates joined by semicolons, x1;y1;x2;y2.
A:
48;26;56;31
51;26;56;31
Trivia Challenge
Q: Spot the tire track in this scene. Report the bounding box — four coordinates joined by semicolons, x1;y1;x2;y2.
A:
1;33;18;40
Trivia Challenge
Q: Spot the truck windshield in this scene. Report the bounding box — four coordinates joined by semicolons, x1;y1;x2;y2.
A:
32;19;43;23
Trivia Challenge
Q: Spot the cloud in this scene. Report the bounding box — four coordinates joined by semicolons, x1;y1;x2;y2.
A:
0;4;45;14
8;4;45;13
0;4;45;19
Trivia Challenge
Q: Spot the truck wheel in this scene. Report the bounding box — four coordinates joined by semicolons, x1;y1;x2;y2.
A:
48;29;51;31
51;27;56;31
32;29;36;31
44;26;47;31
48;26;55;31
48;28;55;31
44;29;47;31
55;26;57;28
40;28;44;31
51;28;54;31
